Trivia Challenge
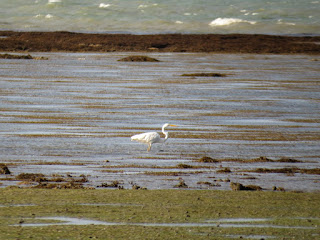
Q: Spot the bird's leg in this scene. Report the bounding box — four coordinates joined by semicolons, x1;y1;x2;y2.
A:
147;144;151;152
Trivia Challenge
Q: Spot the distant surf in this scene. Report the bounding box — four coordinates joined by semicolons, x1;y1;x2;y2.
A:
209;18;257;26
1;0;319;35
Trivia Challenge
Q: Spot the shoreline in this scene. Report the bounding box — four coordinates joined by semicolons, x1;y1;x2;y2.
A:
1;31;320;54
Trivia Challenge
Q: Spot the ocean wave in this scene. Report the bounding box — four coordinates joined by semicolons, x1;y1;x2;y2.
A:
48;0;62;4
99;3;111;9
209;18;257;27
1;0;319;35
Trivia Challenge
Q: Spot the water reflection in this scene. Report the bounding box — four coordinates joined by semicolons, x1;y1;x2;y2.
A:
16;216;317;230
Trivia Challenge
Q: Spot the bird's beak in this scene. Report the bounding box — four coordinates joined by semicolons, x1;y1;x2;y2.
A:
169;124;177;127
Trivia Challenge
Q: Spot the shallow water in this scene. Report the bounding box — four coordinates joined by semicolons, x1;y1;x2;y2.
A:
0;52;319;191
15;216;317;230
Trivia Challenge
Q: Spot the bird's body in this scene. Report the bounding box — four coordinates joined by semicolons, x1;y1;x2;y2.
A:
131;123;176;151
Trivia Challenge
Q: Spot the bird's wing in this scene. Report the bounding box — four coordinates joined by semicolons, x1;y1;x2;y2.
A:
131;132;160;144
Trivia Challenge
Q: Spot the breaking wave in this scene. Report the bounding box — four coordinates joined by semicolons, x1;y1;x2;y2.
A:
209;18;257;27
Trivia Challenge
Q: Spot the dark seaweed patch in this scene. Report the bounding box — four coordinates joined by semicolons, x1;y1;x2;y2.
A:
98;180;122;188
0;164;11;174
181;73;226;77
251;167;298;174
230;182;262;191
300;168;320;175
0;53;48;60
174;179;188;188
195;156;302;163
176;164;194;169
246;167;320;175
118;55;160;62
0;53;33;59
16;173;47;182
216;167;232;173
197;156;219;163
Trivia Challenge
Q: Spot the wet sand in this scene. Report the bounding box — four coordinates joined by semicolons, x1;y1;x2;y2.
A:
1;31;320;54
1;52;319;191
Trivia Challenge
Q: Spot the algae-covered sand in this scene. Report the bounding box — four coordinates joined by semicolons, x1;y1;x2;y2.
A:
0;188;319;239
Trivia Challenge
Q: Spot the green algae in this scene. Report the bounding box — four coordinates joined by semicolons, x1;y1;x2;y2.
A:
0;189;319;239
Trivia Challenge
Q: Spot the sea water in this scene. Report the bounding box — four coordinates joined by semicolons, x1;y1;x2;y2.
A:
0;0;319;35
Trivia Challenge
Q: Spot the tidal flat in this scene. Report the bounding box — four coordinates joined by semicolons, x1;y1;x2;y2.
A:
1;52;319;192
0;188;319;239
0;49;320;239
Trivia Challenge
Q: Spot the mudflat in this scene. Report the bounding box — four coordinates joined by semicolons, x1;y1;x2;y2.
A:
1;52;319;191
1;31;320;239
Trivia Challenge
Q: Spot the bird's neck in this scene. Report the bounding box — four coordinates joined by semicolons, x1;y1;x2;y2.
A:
164;132;168;141
162;126;169;141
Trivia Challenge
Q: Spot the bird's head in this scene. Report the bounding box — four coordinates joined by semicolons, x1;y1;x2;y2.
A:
163;123;177;128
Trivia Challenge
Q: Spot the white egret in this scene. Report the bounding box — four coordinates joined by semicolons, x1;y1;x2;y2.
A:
131;123;177;152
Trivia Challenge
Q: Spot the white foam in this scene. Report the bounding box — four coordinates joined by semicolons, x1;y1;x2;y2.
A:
48;0;62;3
99;3;111;8
209;18;257;27
34;14;53;19
277;19;296;26
138;4;158;9
138;4;148;9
